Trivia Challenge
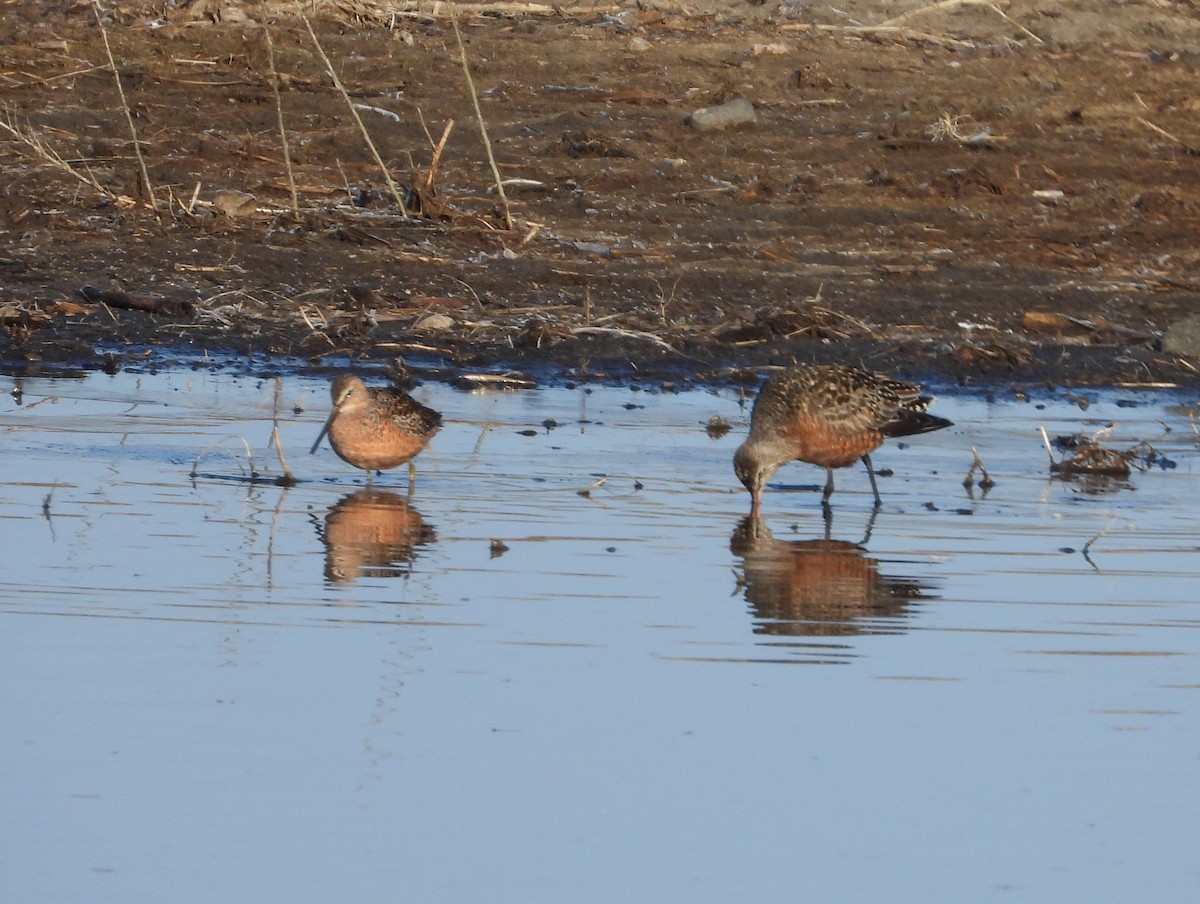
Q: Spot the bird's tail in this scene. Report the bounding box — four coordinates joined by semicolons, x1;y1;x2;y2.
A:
883;399;953;437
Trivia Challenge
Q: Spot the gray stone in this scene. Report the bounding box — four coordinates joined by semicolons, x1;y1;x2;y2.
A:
1163;314;1200;356
414;313;455;332
686;97;757;133
211;190;258;218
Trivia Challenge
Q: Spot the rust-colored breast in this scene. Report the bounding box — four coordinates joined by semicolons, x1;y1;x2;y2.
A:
781;414;885;469
328;408;432;471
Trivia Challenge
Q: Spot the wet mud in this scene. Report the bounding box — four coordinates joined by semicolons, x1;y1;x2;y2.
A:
4;1;1200;389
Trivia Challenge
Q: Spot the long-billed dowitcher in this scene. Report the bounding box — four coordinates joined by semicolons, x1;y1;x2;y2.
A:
309;375;441;483
733;364;951;513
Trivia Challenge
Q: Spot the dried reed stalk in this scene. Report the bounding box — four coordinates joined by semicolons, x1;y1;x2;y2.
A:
263;27;299;212
880;0;998;26
271;377;297;485
879;0;1042;44
0;112;121;200
1138;117;1200;155
299;9;410;216
92;1;159;220
777;22;976;49
425;118;454;191
450;9;511;229
572;326;677;352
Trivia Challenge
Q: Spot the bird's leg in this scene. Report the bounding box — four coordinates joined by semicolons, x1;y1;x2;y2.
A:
407;460;417;497
861;453;881;507
821;499;833;540
366;468;375;486
822;467;835;502
859;505;879;547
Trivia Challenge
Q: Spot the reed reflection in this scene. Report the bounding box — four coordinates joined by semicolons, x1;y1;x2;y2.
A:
730;516;931;637
321;489;436;584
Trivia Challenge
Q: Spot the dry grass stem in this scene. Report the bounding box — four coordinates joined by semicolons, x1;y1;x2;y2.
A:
1138;117;1200;155
334;158;354;202
190;437;259;481
263;27;299;212
186;181;202;215
349;0;588;22
425;118;454;189
0;112;124;201
1038;426;1057;467
456;372;536;390
299;9;410;216
1081;516;1118;569
571;326;677;353
878;0;1042;44
451;9;512;229
471;423;497;457
778;23;977;50
271;377;298;485
986;2;1043;43
577;476;608;496
928;112;1004;147
880;0;1001;26
92;1;159;221
963;446;995;489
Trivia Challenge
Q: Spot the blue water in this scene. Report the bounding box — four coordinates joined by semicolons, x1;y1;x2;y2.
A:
1;370;1197;902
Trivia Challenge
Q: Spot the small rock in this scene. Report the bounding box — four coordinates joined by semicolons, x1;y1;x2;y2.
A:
686;97;757;133
212;189;258;218
1164;314;1200;356
627;36;652;53
414;312;455;332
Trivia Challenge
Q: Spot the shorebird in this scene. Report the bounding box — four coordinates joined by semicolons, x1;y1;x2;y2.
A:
733;364;951;513
309;375;441;484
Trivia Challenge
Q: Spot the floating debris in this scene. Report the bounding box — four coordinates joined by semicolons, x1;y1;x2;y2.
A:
705;415;731;439
1038;426;1165;478
455;372;537;391
577;476;607;497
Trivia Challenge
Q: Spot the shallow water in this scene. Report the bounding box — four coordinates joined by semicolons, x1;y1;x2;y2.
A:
2;370;1198;902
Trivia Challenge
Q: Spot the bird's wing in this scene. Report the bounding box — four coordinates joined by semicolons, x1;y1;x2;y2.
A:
758;366;915;435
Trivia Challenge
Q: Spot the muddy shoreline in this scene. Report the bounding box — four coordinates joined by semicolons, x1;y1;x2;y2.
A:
1;303;1190;393
4;2;1200;392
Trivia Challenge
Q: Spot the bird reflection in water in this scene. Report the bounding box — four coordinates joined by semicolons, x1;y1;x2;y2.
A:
729;515;931;637
320;489;436;584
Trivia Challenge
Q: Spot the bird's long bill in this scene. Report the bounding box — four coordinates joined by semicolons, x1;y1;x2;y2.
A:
309;408;338;455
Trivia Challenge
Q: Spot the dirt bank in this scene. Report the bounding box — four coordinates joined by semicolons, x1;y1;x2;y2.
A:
3;0;1200;389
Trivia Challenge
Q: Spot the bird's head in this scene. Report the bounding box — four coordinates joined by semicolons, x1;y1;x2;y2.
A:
733;442;775;514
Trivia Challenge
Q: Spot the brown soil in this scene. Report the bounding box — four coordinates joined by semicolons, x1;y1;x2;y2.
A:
4;0;1200;389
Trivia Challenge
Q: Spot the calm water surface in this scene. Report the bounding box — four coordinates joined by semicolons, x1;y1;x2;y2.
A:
1;370;1198;902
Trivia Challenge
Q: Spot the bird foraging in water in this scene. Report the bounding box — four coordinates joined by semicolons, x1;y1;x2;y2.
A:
309;375;441;484
733;364;951;513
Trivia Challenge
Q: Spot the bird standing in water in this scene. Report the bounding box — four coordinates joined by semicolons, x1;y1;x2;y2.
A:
733;364;951;514
310;375;441;484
